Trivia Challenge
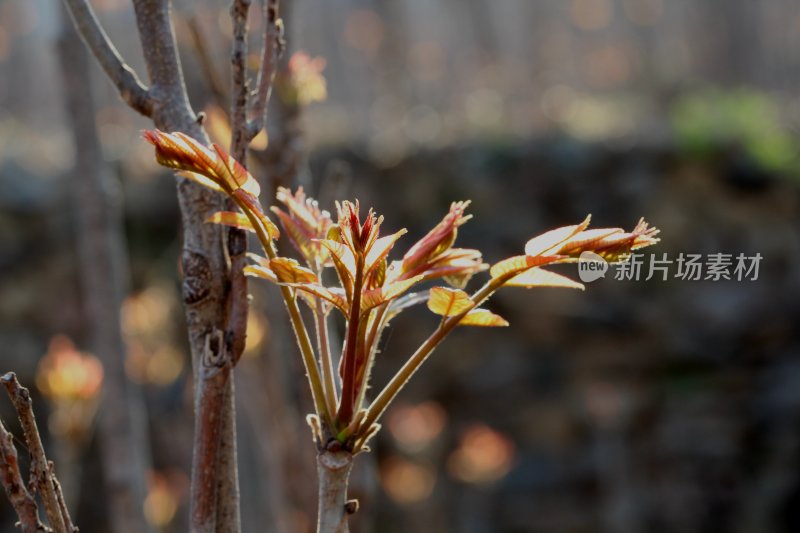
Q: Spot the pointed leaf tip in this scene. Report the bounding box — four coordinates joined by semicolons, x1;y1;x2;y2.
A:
458;309;509;327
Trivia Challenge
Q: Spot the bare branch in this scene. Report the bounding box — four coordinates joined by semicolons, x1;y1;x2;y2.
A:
68;0;244;530
247;0;284;140
230;0;252;163
61;0;153;116
1;373;72;533
0;419;45;533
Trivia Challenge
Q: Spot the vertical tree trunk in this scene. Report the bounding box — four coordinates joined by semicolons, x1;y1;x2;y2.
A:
128;2;241;531
57;8;152;533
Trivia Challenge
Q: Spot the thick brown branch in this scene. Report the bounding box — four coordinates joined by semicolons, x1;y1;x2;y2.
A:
61;0;153;116
190;332;231;533
0;419;44;533
1;373;72;533
247;0;284;140
128;2;240;530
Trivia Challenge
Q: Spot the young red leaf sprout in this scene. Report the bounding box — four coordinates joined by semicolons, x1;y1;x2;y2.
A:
144;129;660;524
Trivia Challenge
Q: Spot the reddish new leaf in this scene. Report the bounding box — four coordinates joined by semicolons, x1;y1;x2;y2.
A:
143;130;261;197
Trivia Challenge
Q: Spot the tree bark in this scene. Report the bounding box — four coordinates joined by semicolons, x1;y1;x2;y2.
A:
316;451;354;533
126;2;242;531
57;9;152;533
0;419;44;533
1;374;74;533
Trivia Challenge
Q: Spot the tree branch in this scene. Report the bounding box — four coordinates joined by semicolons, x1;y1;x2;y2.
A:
0;419;45;533
316;451;355;533
1;373;74;533
127;2;241;532
61;0;153;116
247;0;284;140
230;0;252;163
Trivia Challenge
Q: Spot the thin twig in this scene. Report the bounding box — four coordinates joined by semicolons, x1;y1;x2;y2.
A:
1;373;71;533
246;0;284;140
230;0;252;163
0;419;45;533
61;0;153;116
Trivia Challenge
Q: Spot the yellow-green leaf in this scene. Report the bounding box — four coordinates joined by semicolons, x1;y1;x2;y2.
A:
319;238;357;289
365;229;407;275
505;268;584;290
489;255;559;279
458;309;509;327
205;211;255;232
427;287;473;317
524;215;591;257
556;228;622;255
232;189;280;239
290;284;348;314
244;264;277;283
269;258;319;284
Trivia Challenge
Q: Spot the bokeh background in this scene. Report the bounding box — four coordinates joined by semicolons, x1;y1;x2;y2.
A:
1;0;800;532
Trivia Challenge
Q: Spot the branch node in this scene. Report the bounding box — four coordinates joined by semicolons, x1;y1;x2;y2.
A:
344;500;359;515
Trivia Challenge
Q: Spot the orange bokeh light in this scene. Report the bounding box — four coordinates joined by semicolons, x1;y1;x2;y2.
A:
447;424;516;485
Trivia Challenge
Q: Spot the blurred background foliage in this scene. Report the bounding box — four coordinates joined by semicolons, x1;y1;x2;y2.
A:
0;0;799;532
